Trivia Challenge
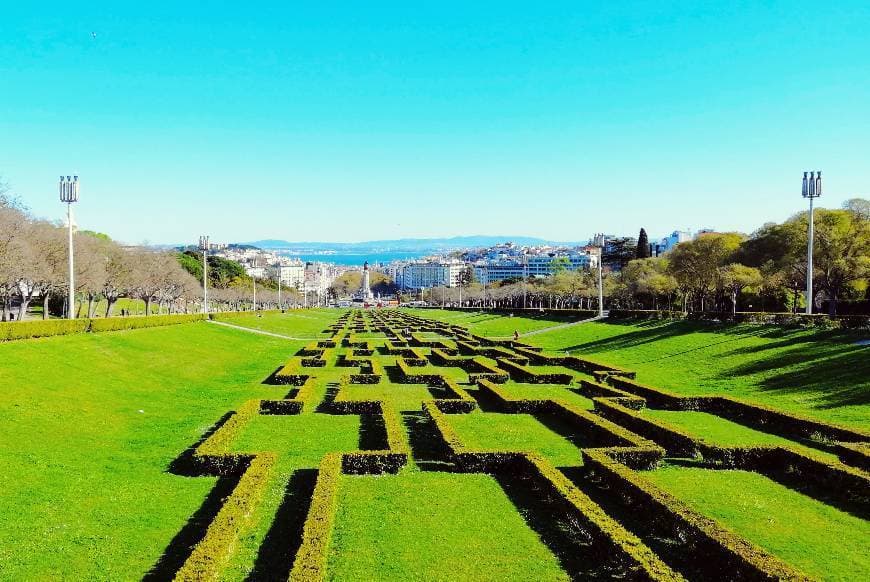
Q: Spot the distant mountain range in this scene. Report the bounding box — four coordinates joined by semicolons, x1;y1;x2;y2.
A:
242;235;578;252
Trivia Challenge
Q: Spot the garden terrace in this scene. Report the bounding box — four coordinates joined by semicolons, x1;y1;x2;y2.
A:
1;308;867;580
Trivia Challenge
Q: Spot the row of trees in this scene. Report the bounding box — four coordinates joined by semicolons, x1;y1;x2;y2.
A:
0;192;202;320
0;182;305;320
420;199;869;315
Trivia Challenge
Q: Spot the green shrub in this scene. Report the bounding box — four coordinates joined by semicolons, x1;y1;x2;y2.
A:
176;453;276;581
289;453;342;581
0;318;89;341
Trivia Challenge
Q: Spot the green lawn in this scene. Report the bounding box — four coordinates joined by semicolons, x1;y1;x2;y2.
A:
523;318;870;430
340;382;434;412
498;381;594;410
329;471;568;581
214;309;342;337
2;308;865;579
446;411;583;467
641;409;839;460
0;320;326;579
224;413;362;580
645;464;870;580
406;308;589;336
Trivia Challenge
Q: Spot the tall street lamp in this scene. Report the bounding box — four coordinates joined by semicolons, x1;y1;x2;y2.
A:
59;175;79;319
801;171;822;315
199;236;209;313
597;247;604;317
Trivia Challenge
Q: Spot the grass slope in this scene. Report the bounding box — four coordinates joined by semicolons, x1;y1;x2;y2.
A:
646;464;870;580
0;317;337;579
523;318;869;430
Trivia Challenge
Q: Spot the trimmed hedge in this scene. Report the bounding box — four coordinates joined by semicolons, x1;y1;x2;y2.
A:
608;309;870;329
289;453;342;581
583;450;810;580
0;313;207;341
496;357;573;384
175;453;276;581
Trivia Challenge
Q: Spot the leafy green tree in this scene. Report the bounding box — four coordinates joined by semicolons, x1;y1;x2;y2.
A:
717;263;763;314
667;232;744;311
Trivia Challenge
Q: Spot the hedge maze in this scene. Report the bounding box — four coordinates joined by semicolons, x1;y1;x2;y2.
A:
155;309;870;580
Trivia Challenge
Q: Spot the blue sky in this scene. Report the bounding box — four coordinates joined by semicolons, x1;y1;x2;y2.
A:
1;2;868;244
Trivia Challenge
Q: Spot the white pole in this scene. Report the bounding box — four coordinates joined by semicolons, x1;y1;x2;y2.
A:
202;248;208;314
278;271;282;310
806;195;814;315
253;278;257;311
597;251;604;317
67;202;75;319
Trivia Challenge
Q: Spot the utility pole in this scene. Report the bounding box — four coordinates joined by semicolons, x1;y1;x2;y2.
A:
252;277;257;311
199;236;209;313
277;265;282;310
597;247;604;317
523;254;528;309
59;176;79;319
801;171;822;315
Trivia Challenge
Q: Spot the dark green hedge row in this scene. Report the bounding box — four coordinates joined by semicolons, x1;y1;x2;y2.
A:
0;313;208;341
289;453;342;581
496;357;573;384
608;309;870;329
608;376;870;444
419;402;678;580
583;450;810;581
836;442;870;472
579;379;646;410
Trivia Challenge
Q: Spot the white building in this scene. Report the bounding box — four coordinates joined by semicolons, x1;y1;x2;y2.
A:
474;251;597;285
276;261;305;289
401;261;464;289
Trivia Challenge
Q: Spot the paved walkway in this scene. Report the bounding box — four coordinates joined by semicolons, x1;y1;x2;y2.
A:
206;319;320;341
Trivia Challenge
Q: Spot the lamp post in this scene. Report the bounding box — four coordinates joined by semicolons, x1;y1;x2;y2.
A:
597;247;604;317
59;176;79;319
523;254;528;310
801;171;822;314
278;270;282;310
252;276;257;311
199;236;209;313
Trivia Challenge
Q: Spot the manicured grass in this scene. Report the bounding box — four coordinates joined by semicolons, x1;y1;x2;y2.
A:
499;381;594;410
641;409;839;460
446;411;583;467
523;318;870;430
224;413;362;580
329;471;569;581
645;464;870;580
341;382;435;412
215;309;342;337
0;320;327;579
406;308;589;336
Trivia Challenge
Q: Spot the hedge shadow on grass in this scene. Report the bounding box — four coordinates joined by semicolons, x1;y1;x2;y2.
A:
493;469;613;579
247;469;318;581
560;465;709;581
144;474;241;581
401;411;456;471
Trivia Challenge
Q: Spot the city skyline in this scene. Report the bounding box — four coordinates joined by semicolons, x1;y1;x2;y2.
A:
2;2;869;244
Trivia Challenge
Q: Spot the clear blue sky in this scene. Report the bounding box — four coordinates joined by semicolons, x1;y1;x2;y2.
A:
1;2;868;245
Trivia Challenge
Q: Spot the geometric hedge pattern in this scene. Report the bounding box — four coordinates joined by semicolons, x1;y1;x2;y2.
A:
154;309;870;581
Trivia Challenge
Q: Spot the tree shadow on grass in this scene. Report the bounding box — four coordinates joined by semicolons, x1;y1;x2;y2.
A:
721;346;870;410
246;469;318;581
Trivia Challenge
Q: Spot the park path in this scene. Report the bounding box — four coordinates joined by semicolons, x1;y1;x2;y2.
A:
206;319;321;341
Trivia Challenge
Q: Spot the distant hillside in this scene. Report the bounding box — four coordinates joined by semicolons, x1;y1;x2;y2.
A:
243;235;574;251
